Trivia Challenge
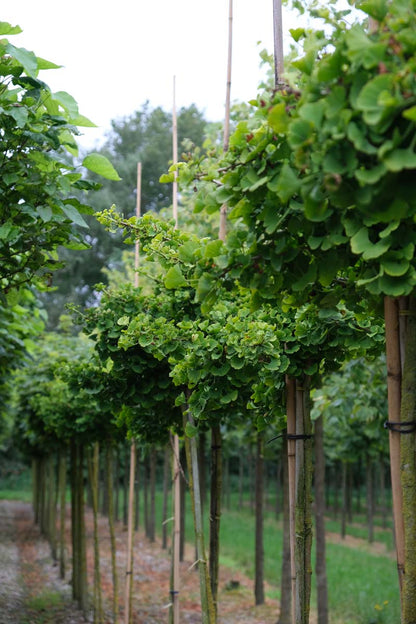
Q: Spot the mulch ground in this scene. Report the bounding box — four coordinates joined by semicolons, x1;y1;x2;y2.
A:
0;499;283;623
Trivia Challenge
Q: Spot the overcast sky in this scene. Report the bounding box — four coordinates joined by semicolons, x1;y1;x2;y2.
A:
3;1;304;148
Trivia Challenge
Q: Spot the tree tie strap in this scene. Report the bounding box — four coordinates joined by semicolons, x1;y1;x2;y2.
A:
384;420;416;434
267;432;314;444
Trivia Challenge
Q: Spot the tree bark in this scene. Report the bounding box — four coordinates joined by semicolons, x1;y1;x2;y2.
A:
341;462;347;540
254;431;265;606
87;443;103;624
384;295;405;594
366;455;374;544
209;424;222;614
400;295;416;622
183;409;215;624
149;446;156;543
106;443;119;624
162;444;170;550
294;378;313;624
314;415;328;624
58;448;67;579
278;438;292;624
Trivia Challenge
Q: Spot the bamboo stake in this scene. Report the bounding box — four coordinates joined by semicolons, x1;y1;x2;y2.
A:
172;77;179;229
219;0;233;240
273;0;284;85
124;164;142;624
384;296;405;593
170;76;181;623
286;376;296;624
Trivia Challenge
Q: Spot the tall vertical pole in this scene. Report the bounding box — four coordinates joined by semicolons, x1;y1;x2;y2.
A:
219;0;233;241
124;163;142;624
171;77;180;624
273;0;284;85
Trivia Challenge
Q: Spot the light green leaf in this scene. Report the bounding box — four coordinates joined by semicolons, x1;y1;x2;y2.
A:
52;91;79;117
71;114;97;128
0;22;22;35
82;153;121;181
164;265;187;289
403;106;416;121
383;149;416;172
381;257;410;276
36;57;61;70
5;43;38;77
204;239;224;259
268;103;289;134
272;163;300;203
185;421;198;438
117;316;130;326
62;205;88;228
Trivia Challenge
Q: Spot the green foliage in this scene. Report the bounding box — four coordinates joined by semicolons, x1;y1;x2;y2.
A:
312;356;389;462
0;23;118;294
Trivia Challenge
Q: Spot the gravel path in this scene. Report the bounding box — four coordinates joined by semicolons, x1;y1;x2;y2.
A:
0;499;86;624
0;500;25;623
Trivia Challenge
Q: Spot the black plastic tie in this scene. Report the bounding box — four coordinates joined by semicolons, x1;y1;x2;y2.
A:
384;420;416;434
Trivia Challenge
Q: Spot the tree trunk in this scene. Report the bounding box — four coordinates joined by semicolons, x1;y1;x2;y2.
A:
366;454;374;544
384;295;405;594
183;409;215;624
278;438;292;624
162;444;170;550
254;431;265;606
400;294;416;622
199;431;207;510
341;462;347;539
87;443;103;624
58;448;67;579
314;415;328;624
294;378;313;624
106;443;119;624
123;442;129;528
134;448;140;532
239;453;244;510
209;424;222;614
180;445;187;562
149;446;156;543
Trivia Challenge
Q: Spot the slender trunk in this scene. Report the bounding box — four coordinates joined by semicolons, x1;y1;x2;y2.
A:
314;415;328;624
123;442;129;527
170;434;181;624
124;440;136;624
254;431;265;605
400;295;416;622
366;454;374;544
286;377;296;624
294;378;313;624
239;454;244;510
183;409;215;624
106;443;119;624
115;445;120;523
149;446;156;542
78;444;88;615
341;462;347;539
347;463;353;524
162;444;170;550
144;453;149;538
180;445;187;562
384;295;405;593
379;456;388;530
209;424;222;613
87;443;103;624
278;438;292;624
199;431;207;510
58;448;67;579
134;448;140;532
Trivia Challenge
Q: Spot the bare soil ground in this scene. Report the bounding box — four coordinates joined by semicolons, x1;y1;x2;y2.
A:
0;499;391;623
0;499;282;623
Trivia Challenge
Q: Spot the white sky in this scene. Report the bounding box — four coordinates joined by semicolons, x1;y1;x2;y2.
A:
3;1;303;149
